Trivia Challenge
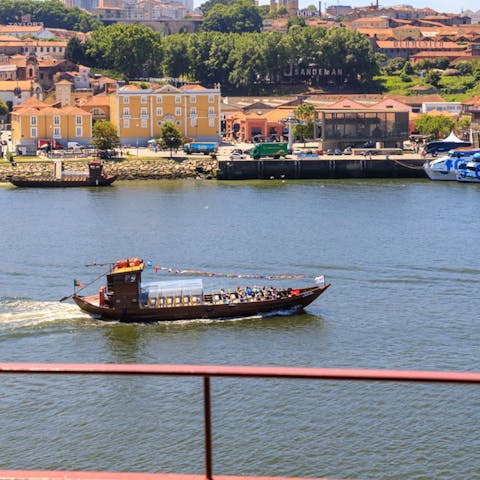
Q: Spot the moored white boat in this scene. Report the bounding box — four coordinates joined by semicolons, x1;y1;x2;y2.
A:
423;148;480;181
456;156;480;183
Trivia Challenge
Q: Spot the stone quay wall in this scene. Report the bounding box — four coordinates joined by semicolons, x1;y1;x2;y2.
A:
0;157;218;182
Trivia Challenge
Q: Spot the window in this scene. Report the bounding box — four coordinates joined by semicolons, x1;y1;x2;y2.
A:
30;127;37;138
123;96;129;104
53;127;61;137
141;95;147;104
190;95;196;103
175;107;181;116
75;127;83;137
76;115;82;125
141;119;147;128
190;117;197;127
208;107;215;116
140;107;148;118
175;95;181;104
123;107;130;117
156;107;163;116
53;115;60;125
209;117;215;127
176;120;181;126
156;96;162;103
30;116;37;126
208;95;214;103
123;118;130;128
190;107;197;116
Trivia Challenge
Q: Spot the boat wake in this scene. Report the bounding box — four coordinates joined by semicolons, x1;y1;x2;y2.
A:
148;307;303;326
0;298;91;329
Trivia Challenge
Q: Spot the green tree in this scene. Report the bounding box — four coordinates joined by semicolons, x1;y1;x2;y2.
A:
0;0;102;32
85;23;162;78
162;34;191;78
0;99;8;115
456;61;473;75
286;16;306;29
201;0;263;33
425;70;441;88
65;36;86;64
199;0;237;16
434;57;450;70
92;120;120;151
294;103;315;144
414;114;455;139
457;116;471;139
159;122;182;158
402;61;414;75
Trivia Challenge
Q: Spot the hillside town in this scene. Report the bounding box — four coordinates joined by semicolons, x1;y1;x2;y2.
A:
1;2;480;157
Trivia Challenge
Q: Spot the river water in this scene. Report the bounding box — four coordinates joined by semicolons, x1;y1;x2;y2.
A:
0;178;479;479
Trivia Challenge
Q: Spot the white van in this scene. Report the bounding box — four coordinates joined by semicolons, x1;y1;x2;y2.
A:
67;142;84;150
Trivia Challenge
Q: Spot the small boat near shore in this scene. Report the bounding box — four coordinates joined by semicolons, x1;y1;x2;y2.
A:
8;160;117;188
456;158;480;183
70;258;330;322
423;148;480;181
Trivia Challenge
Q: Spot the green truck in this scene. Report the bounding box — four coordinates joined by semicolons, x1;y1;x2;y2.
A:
249;142;288;160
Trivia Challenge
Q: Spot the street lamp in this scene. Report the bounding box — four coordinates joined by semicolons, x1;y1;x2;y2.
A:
136;123;139;160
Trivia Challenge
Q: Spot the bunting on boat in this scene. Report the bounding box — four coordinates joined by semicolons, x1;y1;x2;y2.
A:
145;261;325;284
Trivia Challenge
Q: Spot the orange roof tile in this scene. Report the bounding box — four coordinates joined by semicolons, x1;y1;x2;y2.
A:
180;84;208;91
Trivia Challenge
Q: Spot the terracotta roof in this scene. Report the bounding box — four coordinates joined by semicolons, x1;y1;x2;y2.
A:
0;79;34;91
326;98;368;109
179;84;208;91
0;25;44;33
61;105;91;115
118;84;142;91
390;94;445;104
411;50;471;58
78;94;111;107
14;96;49;109
38;58;64;67
0;34;20;41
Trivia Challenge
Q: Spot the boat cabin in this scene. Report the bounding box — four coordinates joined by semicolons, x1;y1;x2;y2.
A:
105;258;144;311
104;258;205;311
140;279;204;308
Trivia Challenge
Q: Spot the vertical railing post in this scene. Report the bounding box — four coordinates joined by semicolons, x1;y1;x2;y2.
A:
203;375;213;480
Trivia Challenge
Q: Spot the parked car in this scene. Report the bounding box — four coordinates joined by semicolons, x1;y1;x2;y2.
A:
326;148;334;155
358;140;375;149
343;147;352;155
334;148;342;155
230;152;245;160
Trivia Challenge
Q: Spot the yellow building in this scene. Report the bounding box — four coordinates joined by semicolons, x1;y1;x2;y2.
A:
110;83;221;146
11;96;92;154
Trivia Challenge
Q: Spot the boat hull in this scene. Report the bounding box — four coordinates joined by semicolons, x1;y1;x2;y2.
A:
8;175;118;188
73;284;330;323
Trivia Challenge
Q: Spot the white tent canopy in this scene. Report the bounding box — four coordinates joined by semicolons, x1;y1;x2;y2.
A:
443;131;463;143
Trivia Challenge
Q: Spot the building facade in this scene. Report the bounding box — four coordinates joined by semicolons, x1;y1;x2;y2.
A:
11;97;92;154
110;83;221;145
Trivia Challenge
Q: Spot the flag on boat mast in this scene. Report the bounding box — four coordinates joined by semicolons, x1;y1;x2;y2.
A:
74;279;84;288
314;275;325;286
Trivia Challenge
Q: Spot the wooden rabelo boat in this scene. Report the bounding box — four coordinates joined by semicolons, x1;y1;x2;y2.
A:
8;160;117;188
72;258;330;323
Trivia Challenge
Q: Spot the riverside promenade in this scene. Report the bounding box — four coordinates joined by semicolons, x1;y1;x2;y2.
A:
0;144;427;181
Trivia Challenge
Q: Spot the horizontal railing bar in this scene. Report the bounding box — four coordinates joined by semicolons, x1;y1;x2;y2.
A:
0;363;478;383
0;471;342;480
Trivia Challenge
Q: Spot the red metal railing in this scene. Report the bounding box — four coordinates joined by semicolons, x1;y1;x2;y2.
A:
1;363;479;480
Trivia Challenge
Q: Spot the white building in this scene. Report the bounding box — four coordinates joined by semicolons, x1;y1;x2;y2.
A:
422;102;463;115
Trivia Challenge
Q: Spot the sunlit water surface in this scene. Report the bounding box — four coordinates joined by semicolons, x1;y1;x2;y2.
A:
0;178;478;479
